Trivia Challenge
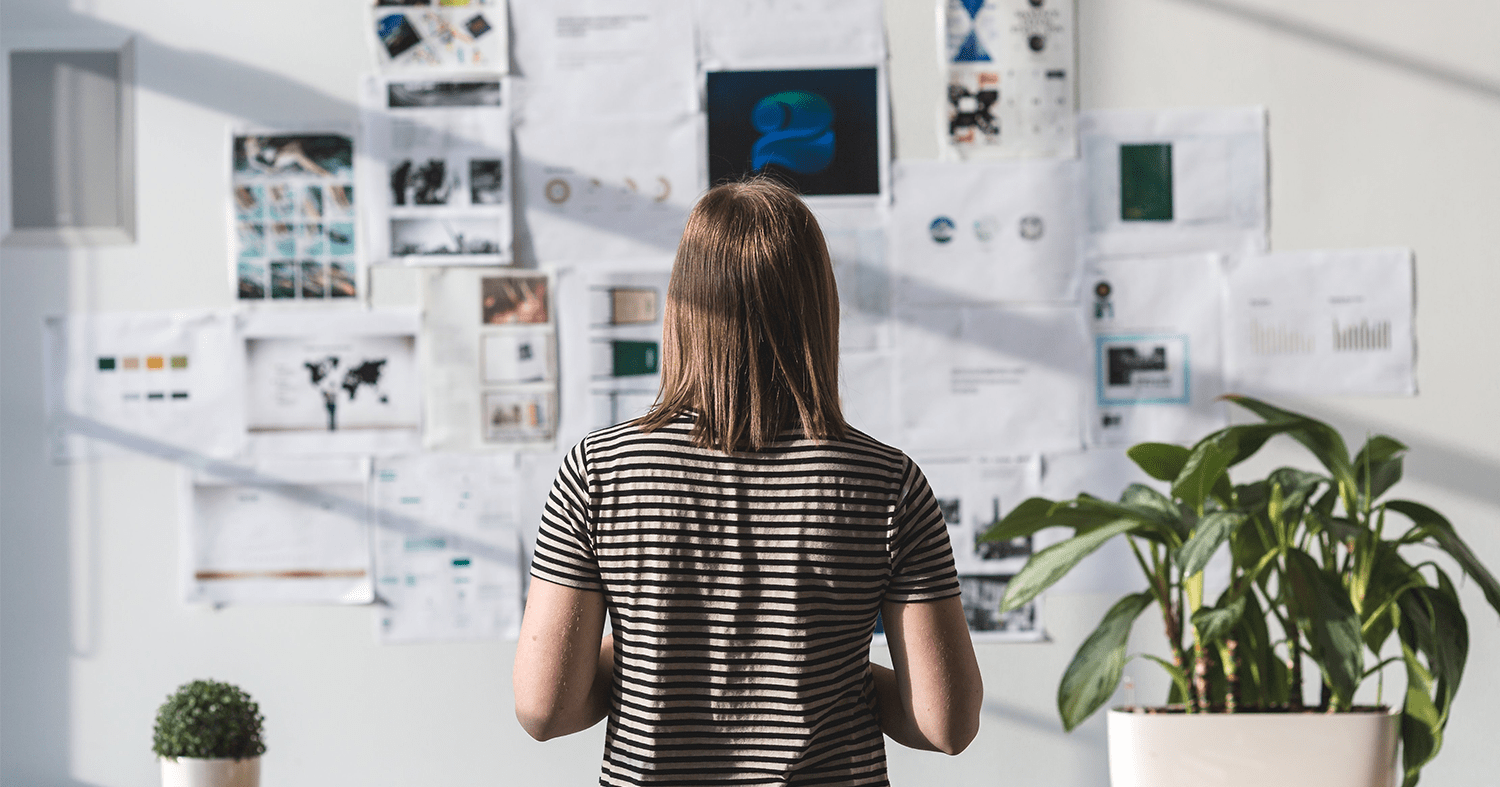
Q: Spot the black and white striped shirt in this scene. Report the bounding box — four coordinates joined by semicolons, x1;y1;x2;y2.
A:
531;413;959;786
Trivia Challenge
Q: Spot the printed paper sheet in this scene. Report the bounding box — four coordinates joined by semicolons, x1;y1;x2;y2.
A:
368;0;508;72
891;159;1083;305
241;310;423;456
183;457;373;605
1085;254;1228;446
1224;249;1416;396
896;303;1088;455
942;0;1077;159
517;112;701;263
371;453;524;643
360;76;514;266
555;263;672;448
1080;107;1268;259
43;310;245;462
232;130;360;303
694;0;886;69
423;267;559;451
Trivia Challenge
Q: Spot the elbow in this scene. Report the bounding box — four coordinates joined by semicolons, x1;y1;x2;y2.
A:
932;676;983;755
933;712;980;755
514;698;564;741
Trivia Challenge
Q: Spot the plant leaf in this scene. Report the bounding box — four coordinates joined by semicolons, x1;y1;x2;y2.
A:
1354;435;1407;507
1127;442;1191;482
1191;591;1247;643
1400;638;1443;787
1223;395;1356;505
1175;511;1247;578
1173;431;1235;514
1385;500;1500;618
977;497;1065;544
1057;591;1155;730
1000;519;1140;612
1284;547;1364;707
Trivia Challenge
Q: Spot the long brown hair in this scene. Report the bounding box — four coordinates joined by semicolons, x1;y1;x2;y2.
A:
638;177;845;452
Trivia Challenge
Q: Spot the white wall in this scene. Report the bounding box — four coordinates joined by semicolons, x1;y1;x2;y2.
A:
3;1;1499;784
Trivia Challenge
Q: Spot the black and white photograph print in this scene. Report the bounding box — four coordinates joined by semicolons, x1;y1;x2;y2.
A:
470;159;505;204
387;79;502;109
234;134;353;180
958;574;1042;639
391;217;503;257
390;159;455;206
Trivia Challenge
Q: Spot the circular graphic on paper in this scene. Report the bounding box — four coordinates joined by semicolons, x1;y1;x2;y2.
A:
1019;215;1045;241
1028;35;1047;52
653;177;671;203
1095;281;1112;299
929;216;956;244
543;178;571;204
973;216;998;242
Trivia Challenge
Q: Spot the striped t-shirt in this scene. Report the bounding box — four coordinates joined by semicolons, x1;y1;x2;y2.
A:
530;413;960;786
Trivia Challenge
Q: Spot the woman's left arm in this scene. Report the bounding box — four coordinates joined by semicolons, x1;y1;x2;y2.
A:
513;577;613;740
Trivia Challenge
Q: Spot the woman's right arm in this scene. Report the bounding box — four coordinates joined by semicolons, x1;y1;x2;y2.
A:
873;595;983;755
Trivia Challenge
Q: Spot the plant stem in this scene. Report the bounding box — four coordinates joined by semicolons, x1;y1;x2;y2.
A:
1193;645;1212;712
1224;639;1240;713
1287;624;1304;710
1319;681;1333;713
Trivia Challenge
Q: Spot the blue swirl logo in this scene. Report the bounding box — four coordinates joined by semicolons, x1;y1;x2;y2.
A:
751;91;835;174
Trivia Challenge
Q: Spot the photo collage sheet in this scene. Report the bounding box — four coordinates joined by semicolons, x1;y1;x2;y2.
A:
48;0;1418;645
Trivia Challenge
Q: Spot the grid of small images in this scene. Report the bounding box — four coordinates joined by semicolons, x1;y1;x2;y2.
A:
371;0;506;72
233;133;358;302
479;273;556;444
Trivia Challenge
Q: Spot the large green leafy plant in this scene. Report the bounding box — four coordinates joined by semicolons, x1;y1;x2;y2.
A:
981;396;1500;787
152;679;266;760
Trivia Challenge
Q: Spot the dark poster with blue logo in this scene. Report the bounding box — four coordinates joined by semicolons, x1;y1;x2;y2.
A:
706;68;880;197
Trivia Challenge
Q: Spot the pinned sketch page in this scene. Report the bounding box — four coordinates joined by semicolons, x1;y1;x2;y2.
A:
183;457;373;605
941;0;1077;159
917;454;1045;641
360;76;513;266
1080;107;1268;258
368;1;508;72
1085;254;1229;446
511;0;697;119
423;267;559;451
554;263;672;449
240;310;423;456
694;0;886;69
517;112;701;263
371;453;524;643
43;310;245;463
896;303;1088;455
1224;249;1416;396
891;159;1083;305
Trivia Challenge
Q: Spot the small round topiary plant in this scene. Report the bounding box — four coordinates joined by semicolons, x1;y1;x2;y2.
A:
152;679;266;761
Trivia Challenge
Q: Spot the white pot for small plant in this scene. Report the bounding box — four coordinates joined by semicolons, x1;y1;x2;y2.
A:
159;755;260;787
1107;707;1398;787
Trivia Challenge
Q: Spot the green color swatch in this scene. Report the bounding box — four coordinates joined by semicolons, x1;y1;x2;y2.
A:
98;357;116;371
612;340;660;377
1119;143;1173;222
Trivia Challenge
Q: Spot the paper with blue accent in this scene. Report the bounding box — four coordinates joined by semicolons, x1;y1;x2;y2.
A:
367;0;508;72
891;159;1083;305
1085;254;1228;446
371;453;524;643
942;0;1077;159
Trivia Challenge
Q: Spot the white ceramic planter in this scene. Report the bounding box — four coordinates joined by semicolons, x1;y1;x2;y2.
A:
159;756;260;787
1107;708;1398;787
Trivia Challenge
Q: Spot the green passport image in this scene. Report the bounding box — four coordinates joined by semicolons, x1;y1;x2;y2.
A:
1119;143;1174;221
612;340;659;377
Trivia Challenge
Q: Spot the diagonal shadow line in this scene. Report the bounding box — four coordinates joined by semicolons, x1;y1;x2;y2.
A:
56;413;521;577
1165;0;1500;101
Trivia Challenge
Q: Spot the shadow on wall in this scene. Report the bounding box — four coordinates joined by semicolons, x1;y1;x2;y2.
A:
1165;0;1500;101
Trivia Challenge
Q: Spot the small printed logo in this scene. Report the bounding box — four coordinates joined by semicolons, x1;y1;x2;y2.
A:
543;178;570;204
1101;412;1123;428
1019;215;1045;241
1093;280;1113;320
751;91;835;174
973;216;998;242
930;216;956;243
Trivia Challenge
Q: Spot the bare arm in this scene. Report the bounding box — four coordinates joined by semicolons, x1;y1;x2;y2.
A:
513;577;613;741
874;595;983;755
